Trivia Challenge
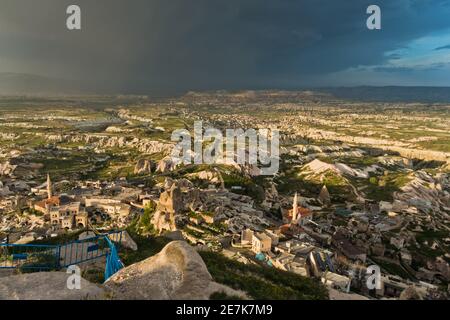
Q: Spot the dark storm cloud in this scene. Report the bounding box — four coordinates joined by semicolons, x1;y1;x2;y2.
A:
0;0;449;93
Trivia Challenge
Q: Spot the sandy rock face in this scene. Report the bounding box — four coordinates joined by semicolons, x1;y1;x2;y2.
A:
105;241;241;300
156;156;180;173
134;159;153;175
0;272;107;300
0;161;17;176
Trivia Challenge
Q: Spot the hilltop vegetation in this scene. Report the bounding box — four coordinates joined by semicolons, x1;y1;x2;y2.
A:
200;251;329;300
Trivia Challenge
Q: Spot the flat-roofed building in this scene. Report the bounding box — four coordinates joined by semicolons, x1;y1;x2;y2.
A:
252;232;272;254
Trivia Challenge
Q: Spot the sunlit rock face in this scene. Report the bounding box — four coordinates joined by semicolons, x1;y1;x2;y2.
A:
104;240;244;300
0;272;107;300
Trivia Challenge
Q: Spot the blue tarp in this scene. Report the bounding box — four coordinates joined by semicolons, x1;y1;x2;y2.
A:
104;236;124;281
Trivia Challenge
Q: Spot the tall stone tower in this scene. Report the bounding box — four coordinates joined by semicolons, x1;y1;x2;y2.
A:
292;192;298;222
47;173;52;199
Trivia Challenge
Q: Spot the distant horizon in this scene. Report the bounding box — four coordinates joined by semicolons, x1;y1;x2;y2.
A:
1;79;450;104
1;71;450;97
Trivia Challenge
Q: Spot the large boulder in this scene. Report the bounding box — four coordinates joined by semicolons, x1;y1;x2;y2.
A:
105;241;244;300
0;272;107;300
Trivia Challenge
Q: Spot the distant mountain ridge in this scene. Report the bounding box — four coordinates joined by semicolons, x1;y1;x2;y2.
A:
1;72;449;102
0;72;84;96
317;86;450;103
183;87;450;103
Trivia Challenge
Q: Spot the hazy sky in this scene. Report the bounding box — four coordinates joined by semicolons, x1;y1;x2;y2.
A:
1;0;450;94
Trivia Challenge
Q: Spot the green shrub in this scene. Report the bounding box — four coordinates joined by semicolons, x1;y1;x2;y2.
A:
200;251;328;300
137;201;156;235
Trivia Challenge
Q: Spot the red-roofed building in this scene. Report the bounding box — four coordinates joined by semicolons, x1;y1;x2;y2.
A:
34;196;61;214
33;174;88;230
283;193;313;226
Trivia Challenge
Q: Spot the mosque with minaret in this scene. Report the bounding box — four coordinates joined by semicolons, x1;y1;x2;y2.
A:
33;174;88;229
286;192;312;227
278;192;313;237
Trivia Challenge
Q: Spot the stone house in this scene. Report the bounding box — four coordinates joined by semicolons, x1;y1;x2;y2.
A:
241;228;254;246
252;232;272;254
49;202;88;229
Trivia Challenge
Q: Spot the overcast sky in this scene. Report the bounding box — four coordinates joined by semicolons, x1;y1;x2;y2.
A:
1;0;450;94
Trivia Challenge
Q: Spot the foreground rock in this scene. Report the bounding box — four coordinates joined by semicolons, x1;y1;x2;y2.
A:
0;241;244;300
328;288;369;300
0;272;107;300
105;241;245;300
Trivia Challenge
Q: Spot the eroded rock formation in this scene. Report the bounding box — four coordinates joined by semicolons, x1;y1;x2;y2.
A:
105;241;244;299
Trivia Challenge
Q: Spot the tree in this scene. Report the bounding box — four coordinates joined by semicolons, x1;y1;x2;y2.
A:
138;201;156;235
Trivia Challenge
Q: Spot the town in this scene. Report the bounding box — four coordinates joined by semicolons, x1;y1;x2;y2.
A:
0;91;448;300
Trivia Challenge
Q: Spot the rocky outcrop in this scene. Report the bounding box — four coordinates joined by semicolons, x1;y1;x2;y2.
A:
134;159;153;175
156;156;180;173
151;183;184;233
44;133;173;155
283;128;450;164
0;272;107;300
151;177;271;234
261;181;279;210
151;210;177;233
395;171;449;215
0;161;17;176
186;170;221;183
105;241;245;300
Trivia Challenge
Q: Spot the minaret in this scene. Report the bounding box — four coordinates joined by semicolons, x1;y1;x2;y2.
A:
292;192;298;222
47;173;52;199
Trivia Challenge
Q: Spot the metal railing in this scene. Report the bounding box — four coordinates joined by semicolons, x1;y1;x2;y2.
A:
0;230;124;271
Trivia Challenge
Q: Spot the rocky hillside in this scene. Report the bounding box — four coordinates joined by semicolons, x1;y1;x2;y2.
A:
105;241;245;299
0;241;245;300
